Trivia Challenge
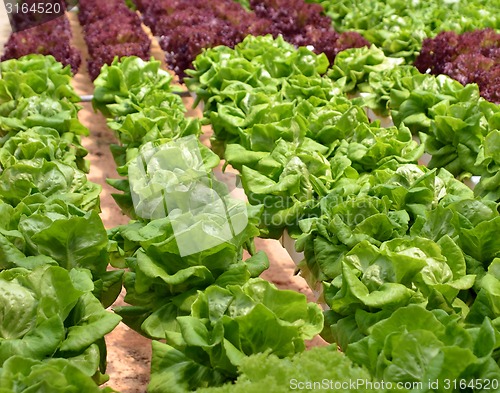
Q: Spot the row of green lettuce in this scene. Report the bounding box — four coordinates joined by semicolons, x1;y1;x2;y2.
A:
186;36;500;236
330;45;500;200
91;56;355;392
305;0;499;62
185;36;500;389
0;55;122;392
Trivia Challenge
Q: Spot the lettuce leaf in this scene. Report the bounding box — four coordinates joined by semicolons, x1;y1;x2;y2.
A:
322;236;474;348
0;266;120;378
0;127;89;173
296;164;475;287
93;56;176;117
109;211;265;339
0;95;87;137
0;54;80;103
0;356;116;393
346;305;500;389
0;160;101;211
310;0;499;61
149;279;323;392
186;35;328;110
197;345;386;393
326;45;500;198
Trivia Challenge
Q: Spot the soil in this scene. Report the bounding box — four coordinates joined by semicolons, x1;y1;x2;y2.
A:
0;11;326;393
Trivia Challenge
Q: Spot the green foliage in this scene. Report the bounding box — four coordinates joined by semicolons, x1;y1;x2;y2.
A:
93;56;179;118
346;306;500;389
307;0;499;61
149;279;323;392
0;356;116;393
197;345;387;393
0;54;80;102
327;46;500;199
0;266;120;380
